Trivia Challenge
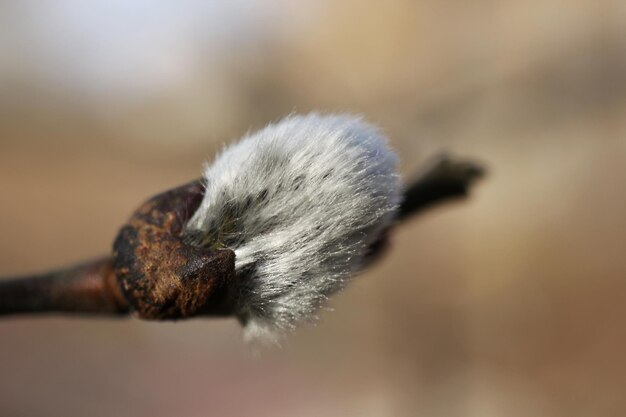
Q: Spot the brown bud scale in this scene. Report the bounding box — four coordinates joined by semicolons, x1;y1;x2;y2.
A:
113;180;236;319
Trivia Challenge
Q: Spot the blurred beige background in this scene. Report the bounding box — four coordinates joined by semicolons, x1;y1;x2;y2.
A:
1;1;625;416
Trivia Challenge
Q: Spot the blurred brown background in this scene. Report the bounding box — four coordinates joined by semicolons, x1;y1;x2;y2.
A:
1;1;625;416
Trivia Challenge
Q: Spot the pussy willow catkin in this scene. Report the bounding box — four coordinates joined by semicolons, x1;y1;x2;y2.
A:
185;113;401;343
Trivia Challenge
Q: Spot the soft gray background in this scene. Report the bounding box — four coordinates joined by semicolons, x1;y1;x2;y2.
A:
1;1;625;416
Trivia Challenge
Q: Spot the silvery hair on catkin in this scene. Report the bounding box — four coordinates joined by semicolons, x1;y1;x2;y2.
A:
185;113;401;343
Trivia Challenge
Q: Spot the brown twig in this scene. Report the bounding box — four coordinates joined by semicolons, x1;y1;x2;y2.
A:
0;154;484;319
399;153;484;220
0;257;127;316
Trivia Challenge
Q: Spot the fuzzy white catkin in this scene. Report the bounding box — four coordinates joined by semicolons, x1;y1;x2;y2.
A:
185;113;401;343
